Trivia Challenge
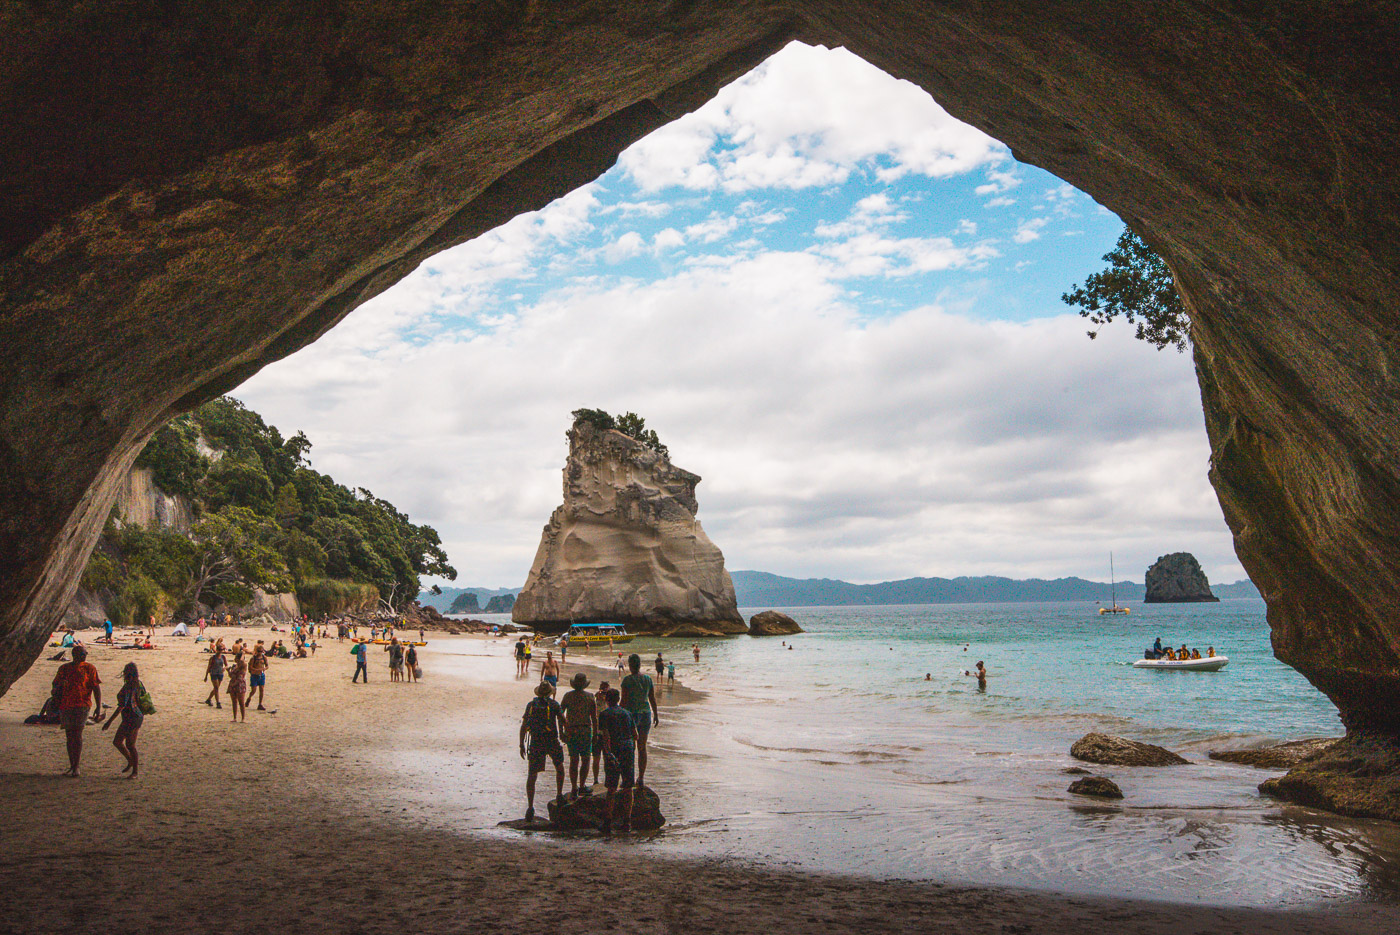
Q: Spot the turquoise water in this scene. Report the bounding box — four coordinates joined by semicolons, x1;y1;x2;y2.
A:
445;601;1400;906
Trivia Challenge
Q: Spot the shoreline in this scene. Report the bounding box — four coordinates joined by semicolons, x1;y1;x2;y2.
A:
0;628;1396;934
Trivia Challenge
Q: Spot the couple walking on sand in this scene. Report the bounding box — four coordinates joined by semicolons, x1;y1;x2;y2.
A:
520;653;658;834
51;645;149;778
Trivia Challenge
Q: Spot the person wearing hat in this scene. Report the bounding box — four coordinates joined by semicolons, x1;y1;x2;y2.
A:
559;672;598;800
518;681;565;823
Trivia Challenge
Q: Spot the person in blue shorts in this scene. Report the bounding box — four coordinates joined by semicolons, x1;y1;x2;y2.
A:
518;681;565;823
597;688;637;834
619;653;658;788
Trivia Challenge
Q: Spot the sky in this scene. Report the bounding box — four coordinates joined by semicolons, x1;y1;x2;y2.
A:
235;41;1243;589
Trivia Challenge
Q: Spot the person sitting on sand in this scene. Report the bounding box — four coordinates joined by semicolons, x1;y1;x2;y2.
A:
204;649;226;708
597;688;638;835
519;682;566;823
620;654;659;789
52;644;102;777
540;651;559;689
559;673;597;799
102;661;145;778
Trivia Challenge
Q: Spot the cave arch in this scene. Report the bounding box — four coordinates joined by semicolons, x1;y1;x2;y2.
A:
2;2;1399;770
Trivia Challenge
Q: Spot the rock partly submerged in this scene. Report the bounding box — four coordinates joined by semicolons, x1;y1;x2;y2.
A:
512;422;746;637
748;610;802;636
1070;732;1190;767
1143;552;1219;603
498;786;666;833
1068;776;1124;799
1257;731;1400;822
1209;738;1338;770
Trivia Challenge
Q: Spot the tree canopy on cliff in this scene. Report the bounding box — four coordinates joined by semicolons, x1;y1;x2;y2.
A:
571;408;669;457
1062;227;1190;351
93;397;455;621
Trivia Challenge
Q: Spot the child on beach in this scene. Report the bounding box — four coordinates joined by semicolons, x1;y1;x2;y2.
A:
227;656;248;722
102;661;145;778
598;688;638;835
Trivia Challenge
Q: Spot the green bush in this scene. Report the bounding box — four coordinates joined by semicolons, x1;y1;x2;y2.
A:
297;579;380;617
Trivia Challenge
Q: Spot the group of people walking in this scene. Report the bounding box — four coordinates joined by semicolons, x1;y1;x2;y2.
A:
49;644;148;778
350;636;419;683
202;638;270;721
519;652;659;834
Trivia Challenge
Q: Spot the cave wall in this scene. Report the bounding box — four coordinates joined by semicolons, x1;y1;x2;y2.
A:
3;2;1399;727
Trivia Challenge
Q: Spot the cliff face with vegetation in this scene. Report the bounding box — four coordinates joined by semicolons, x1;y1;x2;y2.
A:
72;397;452;627
513;420;745;636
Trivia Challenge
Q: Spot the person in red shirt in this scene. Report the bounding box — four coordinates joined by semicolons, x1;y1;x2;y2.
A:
52;644;102;777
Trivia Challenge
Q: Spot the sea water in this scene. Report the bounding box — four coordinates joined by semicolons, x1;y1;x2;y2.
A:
442;601;1400;907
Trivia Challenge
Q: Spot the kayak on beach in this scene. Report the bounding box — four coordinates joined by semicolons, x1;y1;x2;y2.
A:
1132;655;1229;671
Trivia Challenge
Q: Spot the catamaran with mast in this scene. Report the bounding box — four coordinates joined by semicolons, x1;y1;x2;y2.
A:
1098;551;1130;615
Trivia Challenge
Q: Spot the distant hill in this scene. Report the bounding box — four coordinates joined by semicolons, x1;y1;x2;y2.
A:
419;585;520;613
731;570;1258;607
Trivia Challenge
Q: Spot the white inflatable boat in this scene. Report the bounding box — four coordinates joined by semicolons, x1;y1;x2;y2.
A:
1132;655;1228;671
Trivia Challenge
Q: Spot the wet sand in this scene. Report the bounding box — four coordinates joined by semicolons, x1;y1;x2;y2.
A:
0;628;1396;935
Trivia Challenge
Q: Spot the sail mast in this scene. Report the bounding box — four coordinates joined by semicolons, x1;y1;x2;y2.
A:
1110;551;1117;609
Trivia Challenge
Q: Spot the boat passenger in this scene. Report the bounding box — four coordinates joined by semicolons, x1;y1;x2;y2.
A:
1190;649;1201;660
1152;637;1163;658
1164;648;1177;661
1207;646;1215;658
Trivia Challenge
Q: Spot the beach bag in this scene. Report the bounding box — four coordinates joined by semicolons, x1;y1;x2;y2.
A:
136;682;156;715
413;664;423;679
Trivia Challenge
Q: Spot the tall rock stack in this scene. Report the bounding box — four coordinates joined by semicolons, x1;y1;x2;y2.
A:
513;421;746;636
1144;552;1220;603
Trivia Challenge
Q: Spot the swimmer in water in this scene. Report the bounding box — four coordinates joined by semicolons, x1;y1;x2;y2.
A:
974;660;987;691
924;673;932;681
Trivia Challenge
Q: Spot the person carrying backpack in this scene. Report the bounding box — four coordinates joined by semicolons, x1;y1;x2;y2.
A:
351;639;369;683
102;662;148;778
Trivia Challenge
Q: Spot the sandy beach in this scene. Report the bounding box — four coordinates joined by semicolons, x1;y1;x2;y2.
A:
1;627;1396;935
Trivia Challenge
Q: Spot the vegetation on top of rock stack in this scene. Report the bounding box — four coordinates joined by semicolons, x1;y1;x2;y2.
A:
86;397;455;623
571;408;668;457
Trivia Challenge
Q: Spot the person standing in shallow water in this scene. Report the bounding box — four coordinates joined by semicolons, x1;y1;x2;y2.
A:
102;661;145;777
620;653;658;789
52;644;102;776
519;682;565;823
540;651;559;689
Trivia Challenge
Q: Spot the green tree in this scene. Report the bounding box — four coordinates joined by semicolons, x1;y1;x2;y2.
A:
573;408;668;457
186;507;292;607
1062;228;1190;351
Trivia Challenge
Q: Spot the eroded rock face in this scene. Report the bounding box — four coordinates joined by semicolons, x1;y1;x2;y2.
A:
1070;732;1189;768
1144;552;1219;603
512;423;746;636
1258;732;1400;823
749;610;803;635
1;4;1399;764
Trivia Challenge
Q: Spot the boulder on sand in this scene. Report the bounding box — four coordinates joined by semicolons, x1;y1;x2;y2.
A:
1209;738;1338;770
748;610;802;636
547;785;665;832
1068;776;1124;799
1070;732;1189;767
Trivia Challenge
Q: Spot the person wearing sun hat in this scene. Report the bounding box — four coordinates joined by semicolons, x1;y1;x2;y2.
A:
518;681;565;823
559;672;598;800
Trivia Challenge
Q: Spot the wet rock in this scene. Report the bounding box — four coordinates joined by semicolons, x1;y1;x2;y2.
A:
1062;766;1093;775
1209;738;1338;770
748;610;803;635
546;785;665;832
1070;732;1189;767
1143;552;1219;603
1068;777;1123;799
1257;731;1400;822
497;817;556;832
513;421;745;636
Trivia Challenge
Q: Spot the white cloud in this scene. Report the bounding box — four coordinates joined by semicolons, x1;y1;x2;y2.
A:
1013;217;1050;243
238;242;1234;588
619;42;1004;195
603;230;645;262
